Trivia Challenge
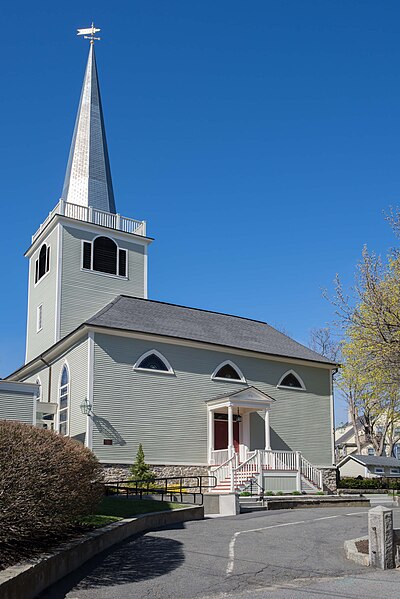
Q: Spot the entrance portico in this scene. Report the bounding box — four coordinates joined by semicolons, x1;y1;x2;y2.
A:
206;386;275;465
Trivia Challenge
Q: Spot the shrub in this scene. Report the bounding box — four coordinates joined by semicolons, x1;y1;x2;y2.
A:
292;491;301;495
240;491;251;497
276;491;284;495
338;476;400;490
0;421;103;547
129;444;156;482
264;491;275;496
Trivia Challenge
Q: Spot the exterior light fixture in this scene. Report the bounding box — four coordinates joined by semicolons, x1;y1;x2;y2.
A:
80;397;92;416
236;408;242;423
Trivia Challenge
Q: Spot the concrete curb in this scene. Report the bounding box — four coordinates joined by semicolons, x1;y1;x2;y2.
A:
344;536;370;566
262;496;370;511
0;505;203;599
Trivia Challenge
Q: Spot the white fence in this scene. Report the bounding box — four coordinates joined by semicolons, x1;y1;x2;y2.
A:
32;199;146;242
210;449;230;465
300;455;323;489
209;449;323;492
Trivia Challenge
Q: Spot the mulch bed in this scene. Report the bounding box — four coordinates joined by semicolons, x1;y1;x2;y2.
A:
355;539;369;554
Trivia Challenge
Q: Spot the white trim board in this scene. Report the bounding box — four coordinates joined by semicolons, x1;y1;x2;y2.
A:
26;214;152;257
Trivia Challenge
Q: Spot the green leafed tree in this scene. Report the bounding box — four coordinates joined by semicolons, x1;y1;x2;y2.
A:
129;444;156;482
328;212;400;456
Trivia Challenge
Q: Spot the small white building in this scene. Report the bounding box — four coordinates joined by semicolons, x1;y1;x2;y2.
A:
337;454;400;479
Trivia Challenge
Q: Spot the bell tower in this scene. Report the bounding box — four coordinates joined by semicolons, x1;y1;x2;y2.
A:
25;26;152;363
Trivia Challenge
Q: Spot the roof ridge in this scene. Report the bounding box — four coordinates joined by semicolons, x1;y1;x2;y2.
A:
87;294;124;323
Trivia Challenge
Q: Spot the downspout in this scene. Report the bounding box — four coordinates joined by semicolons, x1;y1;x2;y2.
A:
331;367;339;465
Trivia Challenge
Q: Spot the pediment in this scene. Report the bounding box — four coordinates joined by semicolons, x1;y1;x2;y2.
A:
206;385;275;410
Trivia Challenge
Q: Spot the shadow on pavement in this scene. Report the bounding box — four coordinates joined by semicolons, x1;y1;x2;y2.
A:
37;533;185;598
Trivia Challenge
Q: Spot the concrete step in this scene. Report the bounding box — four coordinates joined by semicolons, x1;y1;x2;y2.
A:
239;496;263;503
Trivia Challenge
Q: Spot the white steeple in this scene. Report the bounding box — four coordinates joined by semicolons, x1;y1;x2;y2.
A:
61;36;116;214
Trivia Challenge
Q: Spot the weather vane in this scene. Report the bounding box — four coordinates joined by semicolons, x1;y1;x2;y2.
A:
77;22;101;44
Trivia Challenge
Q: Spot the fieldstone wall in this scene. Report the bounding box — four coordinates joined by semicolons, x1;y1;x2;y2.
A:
101;463;208;483
321;467;338;493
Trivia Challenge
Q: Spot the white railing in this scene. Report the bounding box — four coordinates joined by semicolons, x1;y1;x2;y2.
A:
233;452;259;491
259;450;298;471
32;199;147;242
209;449;322;492
211;455;236;487
300;456;323;490
210;449;230;465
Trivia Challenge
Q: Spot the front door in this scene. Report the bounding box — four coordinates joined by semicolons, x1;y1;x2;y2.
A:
214;416;240;452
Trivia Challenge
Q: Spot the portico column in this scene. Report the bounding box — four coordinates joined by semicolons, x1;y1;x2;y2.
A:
228;404;234;458
264;409;271;450
207;409;214;464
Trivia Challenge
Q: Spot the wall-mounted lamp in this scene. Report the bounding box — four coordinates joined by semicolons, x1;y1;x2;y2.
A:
80;397;93;416
236;408;242;423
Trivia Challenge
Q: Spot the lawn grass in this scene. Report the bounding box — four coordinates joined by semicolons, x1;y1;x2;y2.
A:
80;496;186;527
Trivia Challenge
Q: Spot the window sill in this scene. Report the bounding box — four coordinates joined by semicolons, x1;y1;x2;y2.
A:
81;267;128;281
34;269;51;288
211;377;247;384
277;385;306;391
133;367;175;376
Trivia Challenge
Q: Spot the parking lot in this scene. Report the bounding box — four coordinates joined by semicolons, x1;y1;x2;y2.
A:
39;507;400;599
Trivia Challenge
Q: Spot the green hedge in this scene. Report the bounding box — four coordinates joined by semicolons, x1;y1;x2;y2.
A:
338;476;400;490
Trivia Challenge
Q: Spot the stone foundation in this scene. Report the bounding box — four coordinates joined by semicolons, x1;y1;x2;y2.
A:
101;463;208;483
321;467;338;493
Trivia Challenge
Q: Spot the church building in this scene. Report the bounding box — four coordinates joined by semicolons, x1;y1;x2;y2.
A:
1;32;338;494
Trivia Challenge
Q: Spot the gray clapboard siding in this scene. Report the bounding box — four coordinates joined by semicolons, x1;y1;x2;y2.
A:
92;333;333;467
22;337;88;440
60;225;145;339
0;389;34;423
263;475;298;492
26;227;58;363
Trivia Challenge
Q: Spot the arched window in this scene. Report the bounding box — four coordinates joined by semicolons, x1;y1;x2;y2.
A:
211;360;246;383
277;370;305;390
133;350;174;374
82;236;127;277
58;364;69;435
35;243;50;283
35;378;42;401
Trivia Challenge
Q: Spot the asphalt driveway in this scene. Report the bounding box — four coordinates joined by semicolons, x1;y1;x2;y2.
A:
38;507;400;599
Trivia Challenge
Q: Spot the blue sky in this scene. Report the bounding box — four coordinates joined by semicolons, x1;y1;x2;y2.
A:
1;1;399;423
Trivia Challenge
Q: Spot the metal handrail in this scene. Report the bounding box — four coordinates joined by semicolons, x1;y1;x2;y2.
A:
104;475;217;505
241;478;265;498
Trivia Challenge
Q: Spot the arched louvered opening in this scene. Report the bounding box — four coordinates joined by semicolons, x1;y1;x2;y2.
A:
278;370;305;390
93;236;118;275
35;243;50;283
212;361;245;383
82;236;127;277
134;350;174;374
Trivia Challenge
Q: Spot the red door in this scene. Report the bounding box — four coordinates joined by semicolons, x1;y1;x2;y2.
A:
214;418;239;452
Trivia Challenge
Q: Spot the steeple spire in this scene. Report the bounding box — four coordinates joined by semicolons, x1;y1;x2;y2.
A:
62;33;116;214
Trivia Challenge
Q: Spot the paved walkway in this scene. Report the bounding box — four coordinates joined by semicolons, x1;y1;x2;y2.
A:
38;507;400;599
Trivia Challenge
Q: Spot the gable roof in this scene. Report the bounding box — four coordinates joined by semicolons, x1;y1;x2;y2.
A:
208;385;276;403
338;454;400;468
335;419;363;445
86;295;336;365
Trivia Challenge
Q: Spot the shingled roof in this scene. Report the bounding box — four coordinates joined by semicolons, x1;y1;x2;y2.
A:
344;455;400;468
86;295;335;365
